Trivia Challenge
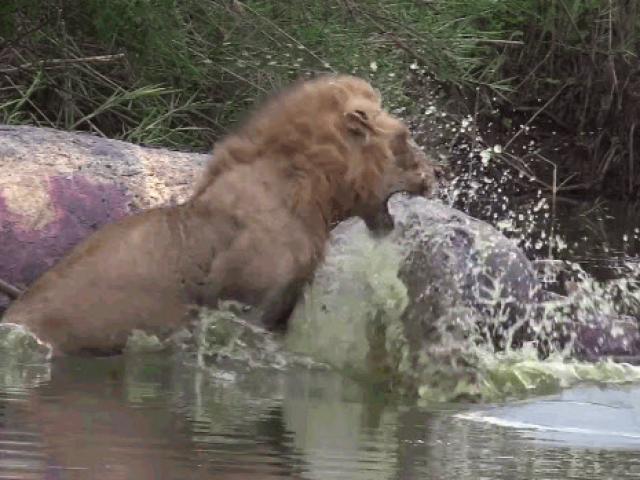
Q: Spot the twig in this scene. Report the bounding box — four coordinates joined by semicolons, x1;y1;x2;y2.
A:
0;278;22;300
473;39;524;46
630;122;636;195
0;53;125;74
495;152;540;186
504;81;571;151
557;172;577;189
596;144;617;181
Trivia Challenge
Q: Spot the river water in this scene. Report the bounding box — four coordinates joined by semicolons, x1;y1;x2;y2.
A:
2;356;640;479
1;199;640;479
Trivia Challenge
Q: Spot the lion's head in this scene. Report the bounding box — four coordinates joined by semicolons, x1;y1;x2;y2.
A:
192;74;439;236
329;75;438;233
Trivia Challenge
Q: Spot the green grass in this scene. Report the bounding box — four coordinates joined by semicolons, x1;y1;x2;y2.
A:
0;0;515;148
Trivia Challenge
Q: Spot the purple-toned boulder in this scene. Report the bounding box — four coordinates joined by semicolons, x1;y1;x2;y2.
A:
0;125;208;309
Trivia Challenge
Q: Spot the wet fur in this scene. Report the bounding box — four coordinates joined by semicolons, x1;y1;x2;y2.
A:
3;75;437;356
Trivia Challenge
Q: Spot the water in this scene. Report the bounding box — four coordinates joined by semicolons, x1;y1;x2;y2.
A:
2;353;640;479
2;195;640;477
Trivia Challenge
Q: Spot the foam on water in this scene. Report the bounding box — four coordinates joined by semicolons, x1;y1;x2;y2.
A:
456;411;640;441
0;323;52;390
476;348;640;398
0;322;52;362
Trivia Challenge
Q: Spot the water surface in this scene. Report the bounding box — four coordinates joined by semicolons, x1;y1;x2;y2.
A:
1;353;640;479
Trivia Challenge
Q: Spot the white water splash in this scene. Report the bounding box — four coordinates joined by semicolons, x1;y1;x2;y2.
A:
284;196;640;403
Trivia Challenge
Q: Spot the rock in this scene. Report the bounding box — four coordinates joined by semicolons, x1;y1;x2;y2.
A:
0;125;208;310
388;195;543;351
288;194;640;377
572;315;640;363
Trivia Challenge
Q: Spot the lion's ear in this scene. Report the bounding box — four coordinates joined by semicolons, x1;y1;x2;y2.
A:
345;109;374;142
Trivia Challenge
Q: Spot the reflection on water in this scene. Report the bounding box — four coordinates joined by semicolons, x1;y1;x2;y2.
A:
1;353;640;479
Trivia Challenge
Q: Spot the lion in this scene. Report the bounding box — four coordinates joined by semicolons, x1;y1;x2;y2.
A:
2;74;438;356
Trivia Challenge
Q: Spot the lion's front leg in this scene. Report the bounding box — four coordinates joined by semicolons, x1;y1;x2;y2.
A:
258;278;307;331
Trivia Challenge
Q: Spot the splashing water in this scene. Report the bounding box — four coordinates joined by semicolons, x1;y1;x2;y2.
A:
286;194;640;403
2;150;639;406
0;323;52;390
119;190;640;403
195;302;291;371
0;322;52;362
189;302;327;377
285;221;408;380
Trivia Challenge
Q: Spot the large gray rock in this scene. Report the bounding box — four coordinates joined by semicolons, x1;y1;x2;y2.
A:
390;197;640;363
0;125;208;309
390;195;542;350
286;195;640;389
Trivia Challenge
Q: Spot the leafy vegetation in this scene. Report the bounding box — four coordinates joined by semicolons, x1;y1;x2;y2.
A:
1;0;639;196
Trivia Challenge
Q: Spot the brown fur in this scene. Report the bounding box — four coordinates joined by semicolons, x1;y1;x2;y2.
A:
2;74;438;356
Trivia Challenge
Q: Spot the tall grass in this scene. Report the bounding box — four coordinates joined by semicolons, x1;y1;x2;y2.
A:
0;1;410;148
0;1;522;146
